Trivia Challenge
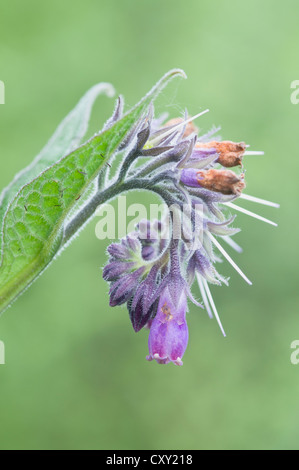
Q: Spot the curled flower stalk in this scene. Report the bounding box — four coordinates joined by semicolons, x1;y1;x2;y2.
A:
0;69;278;365
98;84;278;366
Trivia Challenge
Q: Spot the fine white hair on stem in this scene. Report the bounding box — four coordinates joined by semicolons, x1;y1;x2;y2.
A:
222;235;243;253
208;232;252;285
150;109;210;146
240;193;280;209
224;202;278;227
196;273;213;319
201;275;226;337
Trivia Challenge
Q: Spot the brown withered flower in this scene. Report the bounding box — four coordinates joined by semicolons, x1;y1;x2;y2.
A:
195;140;246;167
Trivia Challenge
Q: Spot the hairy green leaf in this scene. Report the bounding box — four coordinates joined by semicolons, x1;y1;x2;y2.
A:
0;69;186;314
0;82;115;255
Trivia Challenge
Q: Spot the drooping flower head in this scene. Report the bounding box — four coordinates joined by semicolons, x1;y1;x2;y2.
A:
102;99;278;366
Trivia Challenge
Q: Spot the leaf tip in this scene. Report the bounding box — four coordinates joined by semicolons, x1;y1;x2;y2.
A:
101;83;116;98
167;68;187;80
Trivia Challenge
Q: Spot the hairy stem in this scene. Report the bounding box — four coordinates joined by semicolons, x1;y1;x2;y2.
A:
133;152;178;179
116;147;140;183
62;177;167;245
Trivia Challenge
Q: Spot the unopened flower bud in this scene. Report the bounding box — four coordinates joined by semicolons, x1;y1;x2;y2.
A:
103;261;135;282
127;265;161;332
109;266;146;307
187;250;225;285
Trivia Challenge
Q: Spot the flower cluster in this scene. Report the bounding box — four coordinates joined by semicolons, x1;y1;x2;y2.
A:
102;103;278;366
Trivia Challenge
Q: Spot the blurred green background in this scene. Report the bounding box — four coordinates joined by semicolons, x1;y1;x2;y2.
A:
0;0;298;450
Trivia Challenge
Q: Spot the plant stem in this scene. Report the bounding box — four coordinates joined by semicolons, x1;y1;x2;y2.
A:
62;177;164;246
116;147;140;183
133;152;178;179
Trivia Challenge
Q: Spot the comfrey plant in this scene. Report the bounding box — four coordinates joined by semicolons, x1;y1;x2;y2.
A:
0;70;278;365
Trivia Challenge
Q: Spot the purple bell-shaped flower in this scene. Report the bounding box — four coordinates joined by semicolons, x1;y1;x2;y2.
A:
146;281;189;366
